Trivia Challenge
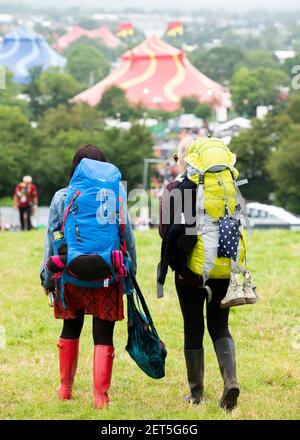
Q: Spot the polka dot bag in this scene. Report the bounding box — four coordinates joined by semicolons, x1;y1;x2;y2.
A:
217;207;241;261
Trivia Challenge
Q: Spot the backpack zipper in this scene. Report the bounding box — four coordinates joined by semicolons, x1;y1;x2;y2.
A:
75;225;81;242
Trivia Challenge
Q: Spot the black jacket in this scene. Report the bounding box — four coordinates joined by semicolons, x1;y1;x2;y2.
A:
158;175;199;286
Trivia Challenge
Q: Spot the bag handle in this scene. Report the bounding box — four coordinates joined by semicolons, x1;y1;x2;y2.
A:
130;272;153;324
129;271;160;338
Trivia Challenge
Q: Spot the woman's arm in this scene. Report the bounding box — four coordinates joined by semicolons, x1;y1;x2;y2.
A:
40;189;66;289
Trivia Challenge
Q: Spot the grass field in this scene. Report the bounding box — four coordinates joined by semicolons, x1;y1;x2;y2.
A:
0;229;299;420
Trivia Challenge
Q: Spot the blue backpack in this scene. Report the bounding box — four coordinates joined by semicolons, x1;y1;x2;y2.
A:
50;158;131;308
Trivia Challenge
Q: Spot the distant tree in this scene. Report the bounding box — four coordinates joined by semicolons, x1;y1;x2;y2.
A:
134;107;175;121
190;47;245;84
37;68;81;111
70;36;123;62
230;113;292;203
25;66;44;118
26;68;81;118
0;105;34;198
260;26;282;51
101;124;154;190
241;49;279;70
77;19;99;30
267;126;300;214
222;30;261;51
181;96;199;114
0;69;23;106
231;67;260;116
0;105;32;144
252;68;288;106
33;128;100;204
232;67;288;116
66;45;110;87
32;119;153;203
39;103;105;136
99;85;131;120
281;53;300;81
286;95;300;124
194;104;212;121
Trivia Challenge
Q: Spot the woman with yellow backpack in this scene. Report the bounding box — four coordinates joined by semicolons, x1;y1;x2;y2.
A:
159;136;257;411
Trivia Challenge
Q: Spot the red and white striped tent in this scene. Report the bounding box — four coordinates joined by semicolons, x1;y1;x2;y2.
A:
72;35;231;111
54;25;122;51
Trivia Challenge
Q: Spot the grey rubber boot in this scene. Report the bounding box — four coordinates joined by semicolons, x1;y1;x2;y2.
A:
184;348;204;404
213;337;240;411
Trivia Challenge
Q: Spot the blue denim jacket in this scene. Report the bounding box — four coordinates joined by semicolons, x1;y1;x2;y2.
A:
40;187;137;289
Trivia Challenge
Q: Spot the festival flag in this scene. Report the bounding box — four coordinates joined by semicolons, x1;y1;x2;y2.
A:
166;21;184;37
117;22;135;38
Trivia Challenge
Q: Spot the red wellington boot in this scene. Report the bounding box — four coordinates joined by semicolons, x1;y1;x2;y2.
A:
93;345;114;409
57;338;79;400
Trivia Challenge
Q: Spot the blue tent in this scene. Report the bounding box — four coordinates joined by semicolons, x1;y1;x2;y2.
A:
0;26;66;84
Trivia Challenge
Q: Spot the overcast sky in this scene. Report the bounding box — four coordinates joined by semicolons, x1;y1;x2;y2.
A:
3;0;300;11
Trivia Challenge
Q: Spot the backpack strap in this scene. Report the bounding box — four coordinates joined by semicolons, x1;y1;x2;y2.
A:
234;184;252;230
236;179;248;187
204;284;212;303
196;173;205;231
61;190;81;232
119;195;127;253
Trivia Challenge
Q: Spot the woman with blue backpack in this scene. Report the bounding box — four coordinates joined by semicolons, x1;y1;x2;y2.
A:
41;144;137;409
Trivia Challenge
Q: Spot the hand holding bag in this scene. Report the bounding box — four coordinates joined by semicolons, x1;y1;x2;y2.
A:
125;273;167;379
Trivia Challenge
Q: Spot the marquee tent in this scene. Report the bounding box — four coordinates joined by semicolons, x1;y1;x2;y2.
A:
72;35;230;111
54;25;122;51
0;26;66;83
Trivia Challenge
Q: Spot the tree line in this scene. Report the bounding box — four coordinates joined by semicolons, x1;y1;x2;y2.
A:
0;36;299;213
230;95;300;214
0;73;153;205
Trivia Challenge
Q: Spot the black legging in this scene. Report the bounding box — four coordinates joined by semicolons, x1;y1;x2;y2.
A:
176;279;232;350
19;206;32;230
60;309;115;345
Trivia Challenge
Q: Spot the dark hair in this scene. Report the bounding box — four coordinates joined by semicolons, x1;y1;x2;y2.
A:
70;144;107;180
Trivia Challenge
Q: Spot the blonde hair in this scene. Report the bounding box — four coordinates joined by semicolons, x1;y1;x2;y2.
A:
177;136;193;174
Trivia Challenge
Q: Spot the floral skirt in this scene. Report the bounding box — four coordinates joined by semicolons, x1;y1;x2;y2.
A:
53;281;124;321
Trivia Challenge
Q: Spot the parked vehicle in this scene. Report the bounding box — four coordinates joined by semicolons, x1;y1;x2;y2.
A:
246;202;300;230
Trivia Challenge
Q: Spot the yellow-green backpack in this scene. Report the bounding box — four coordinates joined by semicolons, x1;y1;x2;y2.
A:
185;137;247;282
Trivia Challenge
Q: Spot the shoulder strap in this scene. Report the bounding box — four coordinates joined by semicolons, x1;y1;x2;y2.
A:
196;173;205;230
61;190;81;232
119;195;127;253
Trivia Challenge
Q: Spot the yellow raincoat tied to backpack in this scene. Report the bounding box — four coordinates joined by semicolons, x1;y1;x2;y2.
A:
185;137;247;282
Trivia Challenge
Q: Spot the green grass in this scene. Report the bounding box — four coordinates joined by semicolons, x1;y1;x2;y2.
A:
0;197;13;207
0;229;299;420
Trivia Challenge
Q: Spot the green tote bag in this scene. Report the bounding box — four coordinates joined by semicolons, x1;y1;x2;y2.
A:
125;274;167;379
